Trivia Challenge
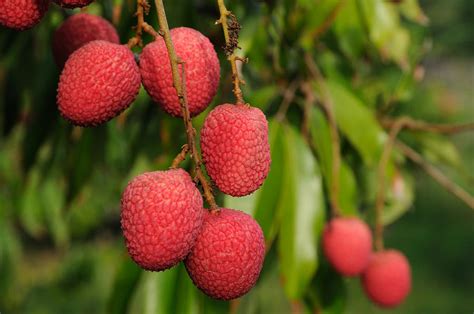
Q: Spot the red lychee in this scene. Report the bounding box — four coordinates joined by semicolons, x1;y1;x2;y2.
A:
121;169;204;271
0;0;50;30
322;217;372;276
57;40;141;126
52;13;119;68
53;0;93;8
185;208;265;300
362;250;411;308
139;27;220;117
200;104;271;196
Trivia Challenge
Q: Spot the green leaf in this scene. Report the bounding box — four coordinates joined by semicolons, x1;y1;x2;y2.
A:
107;257;142;314
19;167;45;238
305;261;346;314
42;176;68;248
333;0;366;60
310;109;358;216
225;120;285;246
325;80;386;165
278;124;325;299
172;265;199;314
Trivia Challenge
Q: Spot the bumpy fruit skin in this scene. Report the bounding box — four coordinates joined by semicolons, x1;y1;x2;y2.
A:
53;0;93;8
121;169;204;271
0;0;50;30
362;250;411;308
185;208;265;300
57;40;141;126
139;27;220;117
200;104;271;196
52;13;119;68
322;217;373;276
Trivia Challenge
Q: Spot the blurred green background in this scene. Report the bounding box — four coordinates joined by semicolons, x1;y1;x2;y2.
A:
0;0;473;313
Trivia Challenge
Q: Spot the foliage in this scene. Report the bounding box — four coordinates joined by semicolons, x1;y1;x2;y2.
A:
0;0;472;313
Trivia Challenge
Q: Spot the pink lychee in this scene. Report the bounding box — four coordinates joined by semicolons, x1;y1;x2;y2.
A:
200;103;271;196
322;217;373;276
52;13;119;68
121;169;204;271
53;0;93;8
57;40;141;126
185;208;265;300
0;0;50;30
362;250;411;308
139;27;220;117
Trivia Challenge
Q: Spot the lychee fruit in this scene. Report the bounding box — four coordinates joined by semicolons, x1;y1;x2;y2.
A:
185;208;265;300
200;103;271;196
53;0;93;8
362;250;411;308
121;169;204;271
57;40;141;126
52;13;119;68
0;0;50;30
139;27;220;117
322;217;372;276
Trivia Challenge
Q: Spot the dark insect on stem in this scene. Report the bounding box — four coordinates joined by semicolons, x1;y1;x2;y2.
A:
224;13;241;56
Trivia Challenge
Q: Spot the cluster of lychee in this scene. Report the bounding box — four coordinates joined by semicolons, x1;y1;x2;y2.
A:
0;0;94;30
322;217;411;308
46;12;270;300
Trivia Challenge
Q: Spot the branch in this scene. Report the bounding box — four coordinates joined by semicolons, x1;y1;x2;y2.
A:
170;144;189;168
309;0;346;40
395;140;474;210
304;53;342;217
216;0;246;105
127;0;158;48
380;117;474;134
154;0;218;210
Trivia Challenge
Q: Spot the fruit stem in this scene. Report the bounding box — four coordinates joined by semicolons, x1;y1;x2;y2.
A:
127;0;158;48
154;0;219;211
304;54;342;218
216;0;246;105
375;117;409;251
170;144;189;168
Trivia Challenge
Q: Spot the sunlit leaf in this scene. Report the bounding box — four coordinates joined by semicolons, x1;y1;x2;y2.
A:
325;80;386;166
278;124;325;299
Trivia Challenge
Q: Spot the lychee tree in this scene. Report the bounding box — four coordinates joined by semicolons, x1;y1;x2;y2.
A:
0;0;473;313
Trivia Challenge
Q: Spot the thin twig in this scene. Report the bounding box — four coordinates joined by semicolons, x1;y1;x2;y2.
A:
215;0;246;105
380;117;474;134
396;140;474;210
154;0;218;210
304;54;342;217
374;117;410;251
275;80;299;122
170;144;189;168
310;0;346;40
127;0;157;48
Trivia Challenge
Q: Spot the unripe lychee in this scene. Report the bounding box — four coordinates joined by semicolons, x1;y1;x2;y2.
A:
57;40;141;126
322;217;372;276
200;104;271;196
52;13;119;68
0;0;49;30
362;250;411;308
121;169;204;271
185;208;265;300
53;0;93;8
139;27;220;117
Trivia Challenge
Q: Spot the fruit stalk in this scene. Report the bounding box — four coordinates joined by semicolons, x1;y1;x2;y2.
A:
305;54;342;217
374;117;409;250
216;0;245;105
154;0;218;210
128;0;158;48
